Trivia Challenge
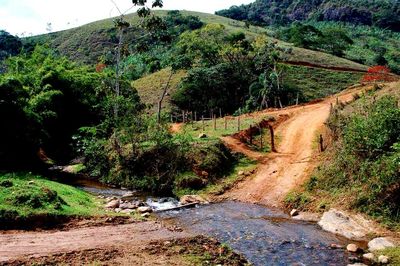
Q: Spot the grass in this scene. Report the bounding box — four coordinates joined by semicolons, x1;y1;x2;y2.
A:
182;114;273;140
283;65;364;102
0;172;105;221
376;247;400;266
27;10;368;71
134;64;363;113
174;156;258;198
132;68;187;112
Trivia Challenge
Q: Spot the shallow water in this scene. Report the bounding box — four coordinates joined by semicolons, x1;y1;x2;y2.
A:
161;201;353;266
70;179;354;265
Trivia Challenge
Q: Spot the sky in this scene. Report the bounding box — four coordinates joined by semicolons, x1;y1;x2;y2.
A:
0;0;254;36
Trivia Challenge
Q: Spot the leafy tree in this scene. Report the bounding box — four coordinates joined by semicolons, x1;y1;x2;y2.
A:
280;23;323;49
320;27;353;56
0;30;22;60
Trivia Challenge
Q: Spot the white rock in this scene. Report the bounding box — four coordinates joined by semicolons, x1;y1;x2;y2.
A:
330;244;344;249
141;212;151;218
347;264;367;266
347;244;359;253
121;192;135;200
362;253;375;261
292;212;321;222
120;209;134;214
290;209;299;217
378;255;389;264
238;171;245;176
180;195;208;205
114;208;121;213
137;206;152;213
318;209;373;240
368;237;396;252
198;133;207;139
119;202;137;210
105;199;120;209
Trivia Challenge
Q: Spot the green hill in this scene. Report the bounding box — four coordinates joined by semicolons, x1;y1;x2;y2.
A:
216;0;400;31
26;10;366;71
24;10;369;112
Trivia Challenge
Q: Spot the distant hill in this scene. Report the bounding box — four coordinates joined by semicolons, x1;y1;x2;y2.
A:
25;10;366;71
216;0;400;31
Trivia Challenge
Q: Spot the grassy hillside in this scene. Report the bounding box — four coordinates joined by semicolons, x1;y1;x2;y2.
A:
25;10;366;71
134;64;363;111
285;82;400;229
0;172;104;228
132;68;187;112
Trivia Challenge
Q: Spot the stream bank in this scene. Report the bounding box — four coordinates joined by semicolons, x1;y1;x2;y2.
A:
71;178;369;265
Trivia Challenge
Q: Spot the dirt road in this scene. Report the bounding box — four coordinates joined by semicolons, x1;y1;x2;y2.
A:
222;87;362;207
0;221;190;262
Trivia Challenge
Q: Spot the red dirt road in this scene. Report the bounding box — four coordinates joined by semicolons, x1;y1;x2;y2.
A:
222;86;366;207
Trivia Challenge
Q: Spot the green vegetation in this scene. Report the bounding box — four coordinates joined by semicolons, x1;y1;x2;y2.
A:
216;0;400;31
285;84;400;228
282;65;363;101
376;247;400;266
276;22;400;74
182;115;271;140
0;46;124;168
132;68;187;112
0;172;103;224
174;156;257;198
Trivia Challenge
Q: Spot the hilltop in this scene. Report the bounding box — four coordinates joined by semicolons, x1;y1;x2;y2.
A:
216;0;400;31
26;10;367;70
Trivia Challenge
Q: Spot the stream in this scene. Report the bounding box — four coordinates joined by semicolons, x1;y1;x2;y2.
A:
73;179;355;266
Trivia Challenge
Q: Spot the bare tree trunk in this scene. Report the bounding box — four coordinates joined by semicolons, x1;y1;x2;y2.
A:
157;70;173;124
114;28;123;119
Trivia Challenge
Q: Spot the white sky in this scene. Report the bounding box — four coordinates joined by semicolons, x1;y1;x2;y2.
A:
0;0;254;36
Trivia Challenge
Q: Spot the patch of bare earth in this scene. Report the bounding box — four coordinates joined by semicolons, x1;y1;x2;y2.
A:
221;85;372;208
3;236;248;266
0;220;190;263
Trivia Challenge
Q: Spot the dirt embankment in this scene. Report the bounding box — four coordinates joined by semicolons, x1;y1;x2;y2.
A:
221;85;369;208
3;236;247;266
0;221;190;263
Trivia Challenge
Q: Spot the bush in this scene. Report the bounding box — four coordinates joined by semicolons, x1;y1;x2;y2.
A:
7;186;65;209
293;93;400;226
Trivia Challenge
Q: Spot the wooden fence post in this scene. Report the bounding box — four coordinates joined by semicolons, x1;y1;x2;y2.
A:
182;111;185;123
213;115;217;130
319;134;324;152
224;117;227;130
269;125;276;152
219;108;222;118
237;116;241;131
202;116;205;132
194;111;197;122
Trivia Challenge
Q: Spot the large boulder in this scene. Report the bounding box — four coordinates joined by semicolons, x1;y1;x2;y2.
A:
368;237;396;252
137;206;153;213
119;202;138;210
180;195;208;205
121;192;135;200
318;209;373;240
105;199;120;209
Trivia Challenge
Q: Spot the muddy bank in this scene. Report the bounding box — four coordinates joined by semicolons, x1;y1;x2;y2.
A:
2;236;248;266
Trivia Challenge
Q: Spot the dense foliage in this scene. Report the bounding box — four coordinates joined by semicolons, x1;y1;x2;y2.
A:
216;0;400;31
0;46;138;168
171;24;299;115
